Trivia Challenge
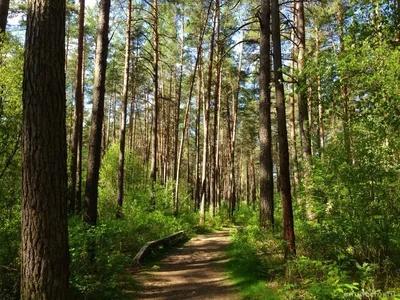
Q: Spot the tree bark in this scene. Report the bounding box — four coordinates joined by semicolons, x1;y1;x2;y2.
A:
271;0;296;257
200;0;217;224
84;0;111;226
289;3;299;193
117;0;132;218
69;0;85;214
315;26;324;154
21;0;69;297
194;52;203;211
210;0;220;218
174;6;199;215
337;1;351;164
259;0;274;228
150;0;159;208
173;8;184;182
0;0;9;33
250;153;256;210
227;42;243;218
296;0;311;167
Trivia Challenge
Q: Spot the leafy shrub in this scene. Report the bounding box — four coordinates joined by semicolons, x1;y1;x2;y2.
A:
68;146;198;298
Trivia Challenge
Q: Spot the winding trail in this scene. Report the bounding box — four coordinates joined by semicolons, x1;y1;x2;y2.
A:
131;229;240;300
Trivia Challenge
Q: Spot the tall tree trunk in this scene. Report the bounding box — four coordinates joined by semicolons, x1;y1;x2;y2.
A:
194;53;203;211
105;97;111;152
150;0;159;207
21;0;69;296
165;73;172;183
251;153;256;210
259;0;274;228
112;88;117;143
84;0;111;226
76;40;86;214
337;1;351;164
0;0;9;33
159;69;165;185
315;26;324;154
246;161;250;205
200;0;217;224
308;86;314;155
227;42;243;218
69;0;85;214
210;0;220;218
215;65;222;211
174;6;199;215
174;7;200;211
117;0;132;218
289;3;299;193
296;0;311;168
128;53;136;152
271;0;296;257
174;8;184;182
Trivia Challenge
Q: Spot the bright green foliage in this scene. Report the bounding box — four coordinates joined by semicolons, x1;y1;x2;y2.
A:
98;145;148;218
226;207;284;299
68;145;197;299
0;34;23;299
227;206;400;299
298;3;400;292
68;205;195;299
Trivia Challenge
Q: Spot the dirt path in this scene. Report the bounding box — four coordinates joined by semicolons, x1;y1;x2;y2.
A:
130;229;240;300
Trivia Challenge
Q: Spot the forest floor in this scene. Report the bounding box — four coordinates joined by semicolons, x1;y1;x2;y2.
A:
126;228;240;300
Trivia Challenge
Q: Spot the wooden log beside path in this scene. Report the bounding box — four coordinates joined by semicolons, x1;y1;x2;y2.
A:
133;230;186;265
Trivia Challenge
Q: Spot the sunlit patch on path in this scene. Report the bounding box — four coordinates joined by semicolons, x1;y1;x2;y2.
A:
129;229;240;300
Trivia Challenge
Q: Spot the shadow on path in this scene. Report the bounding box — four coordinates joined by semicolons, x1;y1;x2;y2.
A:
127;229;240;300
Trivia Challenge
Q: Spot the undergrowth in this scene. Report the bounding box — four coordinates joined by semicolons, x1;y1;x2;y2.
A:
227;206;400;300
68;186;197;299
66;146;198;298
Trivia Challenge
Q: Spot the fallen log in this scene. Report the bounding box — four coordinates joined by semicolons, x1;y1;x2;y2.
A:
133;230;185;265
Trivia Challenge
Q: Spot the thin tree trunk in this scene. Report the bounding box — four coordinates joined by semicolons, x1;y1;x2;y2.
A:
106;97;111;151
117;0;132;218
296;0;311;168
174;8;184;181
160;69;165;185
175;2;210;215
308;86;313;155
228;40;243;218
194;54;203;211
112;88;117;143
76;18;85;215
251;153;256;210
144;98;149;162
69;0;85;214
165;72;172;183
186;120;190;185
84;0;111;226
128;53;136;152
200;0;217;224
210;0;220;218
271;0;296;257
337;1;351;164
289;3;299;193
21;0;69;296
215;65;222;211
315;26;324;154
150;0;159;208
259;0;274;228
246;161;250;206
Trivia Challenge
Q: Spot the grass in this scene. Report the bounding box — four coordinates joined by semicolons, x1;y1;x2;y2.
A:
195;225;215;234
224;237;281;300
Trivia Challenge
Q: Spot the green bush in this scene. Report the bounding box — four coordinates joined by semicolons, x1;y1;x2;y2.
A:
0;34;23;300
68;146;198;298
